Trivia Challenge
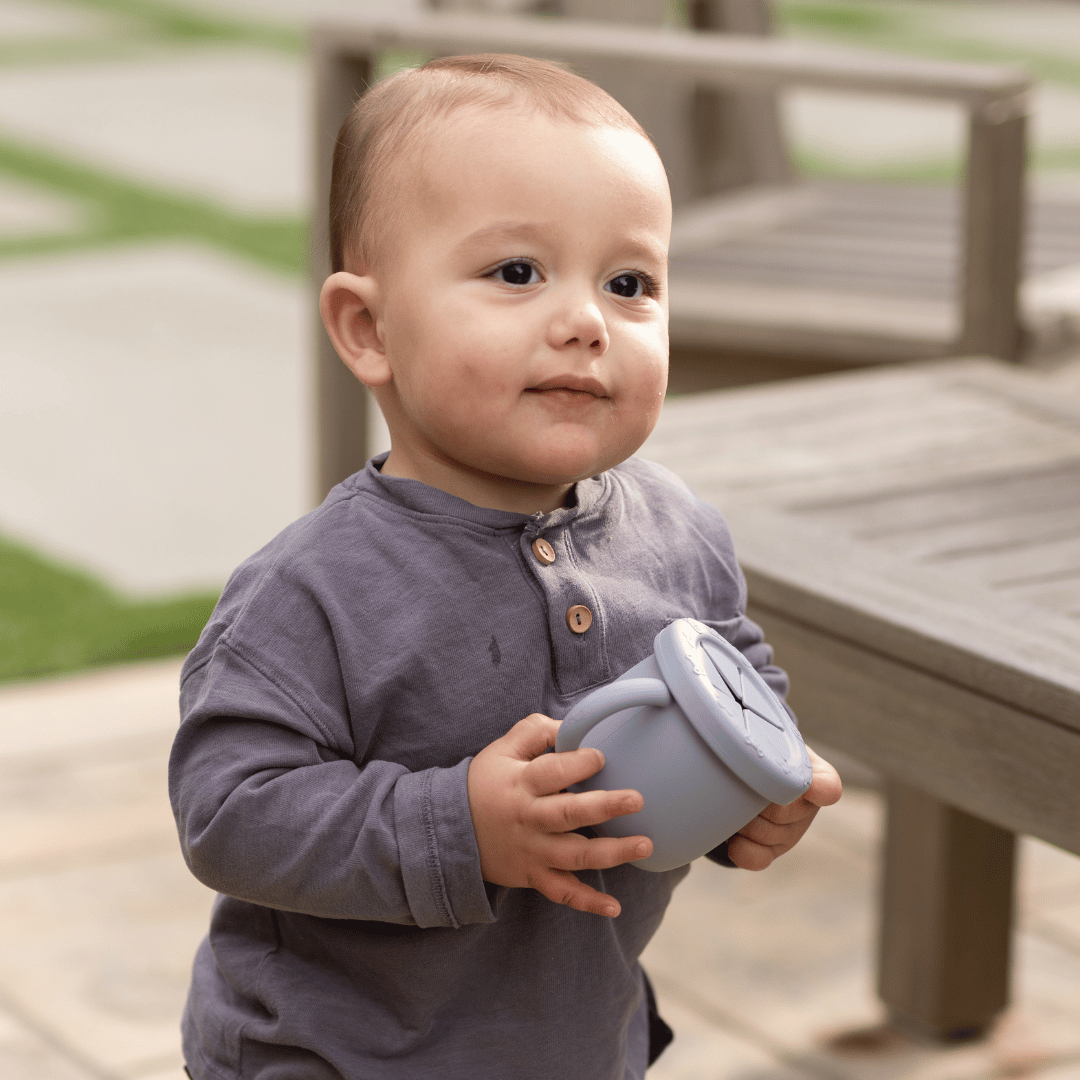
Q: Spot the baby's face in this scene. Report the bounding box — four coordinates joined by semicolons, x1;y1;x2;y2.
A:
370;107;671;511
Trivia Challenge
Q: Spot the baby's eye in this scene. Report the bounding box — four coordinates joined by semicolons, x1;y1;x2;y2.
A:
492;261;542;286
605;273;647;299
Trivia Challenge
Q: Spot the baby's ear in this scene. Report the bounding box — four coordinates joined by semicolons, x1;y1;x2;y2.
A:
319;271;391;387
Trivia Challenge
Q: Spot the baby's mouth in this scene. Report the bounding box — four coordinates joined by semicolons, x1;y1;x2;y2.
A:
526;376;609;398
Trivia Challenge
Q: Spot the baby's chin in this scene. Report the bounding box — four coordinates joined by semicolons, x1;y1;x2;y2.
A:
481;444;638;489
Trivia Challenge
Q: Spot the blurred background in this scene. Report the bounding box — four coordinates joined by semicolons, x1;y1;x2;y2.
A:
2;2;1080;1079
4;0;1080;685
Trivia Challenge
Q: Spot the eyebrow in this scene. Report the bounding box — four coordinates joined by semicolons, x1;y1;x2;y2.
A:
456;222;554;251
456;221;667;266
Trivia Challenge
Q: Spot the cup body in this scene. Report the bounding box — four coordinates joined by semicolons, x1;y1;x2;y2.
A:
571;654;770;872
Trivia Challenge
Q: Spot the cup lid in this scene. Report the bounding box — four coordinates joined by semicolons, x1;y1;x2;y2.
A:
653;619;812;805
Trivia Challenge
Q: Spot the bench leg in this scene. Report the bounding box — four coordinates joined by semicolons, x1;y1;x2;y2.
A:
877;781;1016;1042
957;106;1026;361
313;52;374;500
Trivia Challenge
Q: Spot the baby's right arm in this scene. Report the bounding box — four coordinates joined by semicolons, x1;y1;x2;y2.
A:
171;638;500;930
170;708;488;928
170;645;648;929
466;712;652;919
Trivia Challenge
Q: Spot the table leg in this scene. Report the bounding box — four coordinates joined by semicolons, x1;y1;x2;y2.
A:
877;780;1016;1042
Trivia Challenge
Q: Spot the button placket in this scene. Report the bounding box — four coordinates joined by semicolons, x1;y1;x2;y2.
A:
520;523;608;693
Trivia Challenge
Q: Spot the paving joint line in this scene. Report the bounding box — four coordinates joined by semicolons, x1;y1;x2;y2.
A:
1024;914;1080;959
648;969;850;1080
0;980;122;1080
0;728;176;774
0;834;182;886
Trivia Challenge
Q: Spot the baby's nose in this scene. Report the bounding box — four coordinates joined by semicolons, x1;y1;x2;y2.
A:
563;334;604;349
553;299;609;354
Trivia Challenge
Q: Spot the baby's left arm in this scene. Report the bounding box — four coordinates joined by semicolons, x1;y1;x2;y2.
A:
724;747;842;870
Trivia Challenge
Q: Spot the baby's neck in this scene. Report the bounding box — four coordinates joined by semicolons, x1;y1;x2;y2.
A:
380;449;573;515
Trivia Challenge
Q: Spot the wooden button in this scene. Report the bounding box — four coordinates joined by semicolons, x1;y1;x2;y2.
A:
531;538;556;565
566;605;593;633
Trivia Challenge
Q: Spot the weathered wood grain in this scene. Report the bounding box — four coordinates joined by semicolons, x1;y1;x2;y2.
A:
645;357;1080;749
805;463;1080;539
958;109;1027;359
666;280;955;358
311;46;373;497
310;12;1029;105
748;601;1080;855
647;357;1080;1040
646;382;1080;507
732;510;1080;732
878;782;1015;1041
946;534;1080;589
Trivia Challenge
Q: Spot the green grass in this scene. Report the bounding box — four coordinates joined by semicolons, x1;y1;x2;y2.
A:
48;0;300;53
0;35;167;69
0;4;298;683
0;0;302;72
793;144;1080;184
778;1;901;37
776;0;1080;88
0;136;306;273
793;148;962;183
0;534;218;684
1034;145;1080;172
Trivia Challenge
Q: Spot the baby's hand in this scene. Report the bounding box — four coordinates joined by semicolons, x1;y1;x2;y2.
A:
726;746;843;871
467;714;651;918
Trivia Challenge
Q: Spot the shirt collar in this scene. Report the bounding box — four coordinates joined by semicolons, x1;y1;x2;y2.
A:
349;453;610;532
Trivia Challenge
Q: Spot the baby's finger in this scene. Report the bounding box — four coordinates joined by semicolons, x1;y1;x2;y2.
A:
543;832;653;873
521;743;607;796
529;868;623;918
726;834;777;872
496;713;561;762
759;798;817;826
737;811;809;848
531;788;644;833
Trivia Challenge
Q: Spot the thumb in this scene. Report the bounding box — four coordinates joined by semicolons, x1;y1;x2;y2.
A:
804;747;843;808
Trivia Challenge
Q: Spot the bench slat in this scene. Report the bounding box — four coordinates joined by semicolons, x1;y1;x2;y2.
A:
312;12;1029;106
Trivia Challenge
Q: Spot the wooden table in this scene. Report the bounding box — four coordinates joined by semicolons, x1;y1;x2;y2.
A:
642;357;1080;1042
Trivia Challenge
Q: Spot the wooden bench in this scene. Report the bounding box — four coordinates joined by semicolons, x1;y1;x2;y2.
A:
642;357;1080;1041
310;9;1032;495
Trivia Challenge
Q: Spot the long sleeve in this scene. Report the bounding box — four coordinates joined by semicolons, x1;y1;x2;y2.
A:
170;640;495;928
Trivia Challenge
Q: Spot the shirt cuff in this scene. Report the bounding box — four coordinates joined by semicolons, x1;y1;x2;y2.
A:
394;758;496;929
704;838;737;868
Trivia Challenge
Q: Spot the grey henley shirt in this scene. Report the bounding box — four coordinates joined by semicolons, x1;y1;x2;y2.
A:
169;454;790;1080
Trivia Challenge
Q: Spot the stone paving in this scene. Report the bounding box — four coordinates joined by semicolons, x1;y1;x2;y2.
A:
0;243;311;594
2;1;1080;1077
2;660;1080;1079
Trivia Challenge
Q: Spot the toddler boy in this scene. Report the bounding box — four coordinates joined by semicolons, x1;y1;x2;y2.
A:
170;53;841;1080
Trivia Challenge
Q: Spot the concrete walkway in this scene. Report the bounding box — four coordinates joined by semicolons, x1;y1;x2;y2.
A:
1;660;1080;1079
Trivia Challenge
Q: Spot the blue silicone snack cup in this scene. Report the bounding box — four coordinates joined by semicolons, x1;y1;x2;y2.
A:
555;618;812;872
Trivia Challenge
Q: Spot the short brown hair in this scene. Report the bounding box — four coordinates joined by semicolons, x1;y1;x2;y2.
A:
327;53;651;273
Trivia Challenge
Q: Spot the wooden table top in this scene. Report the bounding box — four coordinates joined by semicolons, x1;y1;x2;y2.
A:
642;358;1080;849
